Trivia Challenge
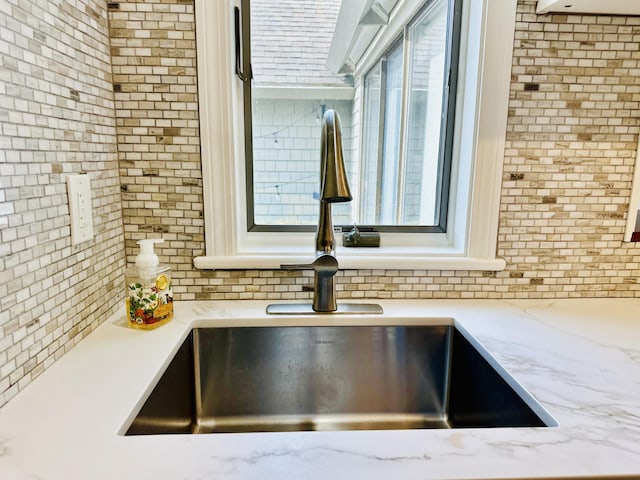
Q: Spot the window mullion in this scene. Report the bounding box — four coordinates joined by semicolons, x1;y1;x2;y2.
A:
434;0;459;231
375;59;388;224
240;0;255;232
395;27;411;224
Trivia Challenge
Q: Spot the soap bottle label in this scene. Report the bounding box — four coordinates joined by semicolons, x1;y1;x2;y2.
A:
127;274;173;328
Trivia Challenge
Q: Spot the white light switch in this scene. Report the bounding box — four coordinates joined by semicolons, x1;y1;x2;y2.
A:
67;174;94;245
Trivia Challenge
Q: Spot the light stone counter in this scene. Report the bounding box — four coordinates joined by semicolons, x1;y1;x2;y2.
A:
0;299;638;480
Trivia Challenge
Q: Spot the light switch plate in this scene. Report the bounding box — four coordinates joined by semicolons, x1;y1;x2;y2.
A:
67;174;94;245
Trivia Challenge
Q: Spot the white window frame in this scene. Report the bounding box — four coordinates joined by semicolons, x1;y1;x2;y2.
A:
193;0;513;270
623;139;640;242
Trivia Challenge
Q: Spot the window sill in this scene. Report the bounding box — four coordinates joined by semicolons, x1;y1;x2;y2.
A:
193;252;506;271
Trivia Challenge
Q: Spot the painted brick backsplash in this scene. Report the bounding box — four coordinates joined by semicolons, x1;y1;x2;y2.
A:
2;0;640;409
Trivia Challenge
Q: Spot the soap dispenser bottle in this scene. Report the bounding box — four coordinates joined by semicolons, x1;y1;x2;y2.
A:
125;239;173;330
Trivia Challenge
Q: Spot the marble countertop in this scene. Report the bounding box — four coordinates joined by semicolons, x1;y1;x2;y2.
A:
0;299;639;480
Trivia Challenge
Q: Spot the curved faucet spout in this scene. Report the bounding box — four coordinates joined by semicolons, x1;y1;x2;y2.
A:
320;110;352;203
316;109;352;256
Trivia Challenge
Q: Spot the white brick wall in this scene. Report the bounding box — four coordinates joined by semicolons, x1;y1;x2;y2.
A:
252;98;354;225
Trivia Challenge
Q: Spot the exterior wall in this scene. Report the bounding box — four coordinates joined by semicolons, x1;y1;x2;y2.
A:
252;98;354;226
0;0;125;407
112;0;640;303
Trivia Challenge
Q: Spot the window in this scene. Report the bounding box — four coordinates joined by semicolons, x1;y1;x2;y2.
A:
242;0;459;232
194;0;514;270
243;0;355;231
359;0;455;228
364;42;405;226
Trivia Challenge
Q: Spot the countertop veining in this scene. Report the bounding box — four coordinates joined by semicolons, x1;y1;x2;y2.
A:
0;299;638;479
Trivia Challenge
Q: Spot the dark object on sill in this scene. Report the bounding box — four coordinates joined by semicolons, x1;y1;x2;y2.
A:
343;224;380;247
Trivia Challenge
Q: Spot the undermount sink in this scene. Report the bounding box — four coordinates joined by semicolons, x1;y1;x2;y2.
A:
124;322;556;435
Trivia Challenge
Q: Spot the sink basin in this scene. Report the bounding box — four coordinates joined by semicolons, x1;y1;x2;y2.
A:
124;323;555;435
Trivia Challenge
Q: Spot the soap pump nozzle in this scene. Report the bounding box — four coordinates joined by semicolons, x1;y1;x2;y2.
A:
135;238;163;269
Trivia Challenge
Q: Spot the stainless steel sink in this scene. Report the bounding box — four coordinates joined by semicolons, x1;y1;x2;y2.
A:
125;324;555;435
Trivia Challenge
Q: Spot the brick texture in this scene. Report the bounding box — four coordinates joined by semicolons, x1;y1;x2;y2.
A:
112;0;640;302
0;0;125;407
2;0;640;410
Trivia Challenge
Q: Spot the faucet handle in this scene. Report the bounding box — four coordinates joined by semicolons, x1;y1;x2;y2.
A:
280;254;338;274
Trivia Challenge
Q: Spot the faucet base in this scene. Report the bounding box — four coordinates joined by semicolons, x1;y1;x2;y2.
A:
266;303;383;315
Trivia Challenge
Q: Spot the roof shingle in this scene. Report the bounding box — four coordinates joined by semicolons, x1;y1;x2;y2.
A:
250;0;353;87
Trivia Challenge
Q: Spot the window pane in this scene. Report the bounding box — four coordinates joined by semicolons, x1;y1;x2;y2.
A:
360;63;381;225
359;44;403;226
379;44;403;225
251;100;354;226
249;0;353;227
403;0;449;225
245;0;456;230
